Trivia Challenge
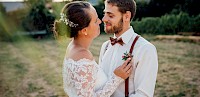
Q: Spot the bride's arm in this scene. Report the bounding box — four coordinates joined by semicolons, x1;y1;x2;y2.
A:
95;58;133;96
94;72;123;97
71;58;132;97
72;62;123;97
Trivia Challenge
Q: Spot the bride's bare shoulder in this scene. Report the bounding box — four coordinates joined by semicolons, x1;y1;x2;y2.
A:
67;48;94;61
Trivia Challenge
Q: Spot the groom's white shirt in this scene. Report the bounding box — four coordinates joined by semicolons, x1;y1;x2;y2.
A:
99;26;158;97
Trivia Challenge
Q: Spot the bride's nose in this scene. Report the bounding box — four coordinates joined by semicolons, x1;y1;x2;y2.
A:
98;18;102;24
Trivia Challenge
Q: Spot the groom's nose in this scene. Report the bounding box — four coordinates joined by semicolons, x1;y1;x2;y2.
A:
102;15;108;23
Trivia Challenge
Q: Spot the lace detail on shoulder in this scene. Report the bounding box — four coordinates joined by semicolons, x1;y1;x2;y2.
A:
63;58;123;97
64;58;97;66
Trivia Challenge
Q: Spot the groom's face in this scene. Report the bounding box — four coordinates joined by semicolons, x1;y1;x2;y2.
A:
102;3;124;34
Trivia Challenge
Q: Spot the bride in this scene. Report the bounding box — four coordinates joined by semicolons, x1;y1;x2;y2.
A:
54;1;133;97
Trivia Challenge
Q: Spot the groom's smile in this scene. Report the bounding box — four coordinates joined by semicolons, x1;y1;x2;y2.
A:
104;23;112;28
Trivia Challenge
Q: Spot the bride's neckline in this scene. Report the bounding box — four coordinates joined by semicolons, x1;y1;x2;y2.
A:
65;58;96;63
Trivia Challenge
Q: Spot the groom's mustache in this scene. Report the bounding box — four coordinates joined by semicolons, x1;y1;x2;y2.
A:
104;23;112;26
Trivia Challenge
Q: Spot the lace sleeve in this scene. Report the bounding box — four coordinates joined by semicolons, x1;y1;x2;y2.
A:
69;59;123;97
95;73;123;97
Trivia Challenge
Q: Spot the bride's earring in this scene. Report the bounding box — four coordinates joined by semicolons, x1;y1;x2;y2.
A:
84;33;87;36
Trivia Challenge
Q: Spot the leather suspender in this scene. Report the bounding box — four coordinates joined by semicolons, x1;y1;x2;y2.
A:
125;35;140;97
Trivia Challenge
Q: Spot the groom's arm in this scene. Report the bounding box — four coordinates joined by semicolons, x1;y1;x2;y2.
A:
130;43;158;97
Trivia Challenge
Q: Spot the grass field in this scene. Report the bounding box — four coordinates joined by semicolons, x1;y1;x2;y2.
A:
0;34;200;97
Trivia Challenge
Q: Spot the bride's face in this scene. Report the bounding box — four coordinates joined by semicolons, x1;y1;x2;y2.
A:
86;5;102;39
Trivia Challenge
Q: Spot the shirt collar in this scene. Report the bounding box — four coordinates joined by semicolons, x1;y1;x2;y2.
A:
114;26;136;44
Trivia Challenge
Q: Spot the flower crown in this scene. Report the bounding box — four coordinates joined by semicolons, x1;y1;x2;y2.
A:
60;13;79;27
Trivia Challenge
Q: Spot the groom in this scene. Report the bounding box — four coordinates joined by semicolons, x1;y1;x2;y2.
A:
99;0;158;97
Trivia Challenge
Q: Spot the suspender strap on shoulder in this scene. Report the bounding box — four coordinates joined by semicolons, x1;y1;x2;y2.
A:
125;35;140;97
129;35;140;54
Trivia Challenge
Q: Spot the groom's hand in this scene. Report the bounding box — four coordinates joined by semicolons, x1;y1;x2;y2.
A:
114;58;133;79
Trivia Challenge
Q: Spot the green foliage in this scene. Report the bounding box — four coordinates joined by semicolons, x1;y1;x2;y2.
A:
135;0;200;19
0;4;31;41
133;17;160;34
191;14;200;33
0;10;18;41
134;1;150;20
132;12;200;35
22;0;55;33
51;3;65;19
176;12;191;32
94;0;105;33
0;3;6;14
89;0;200;34
0;14;9;41
0;3;10;41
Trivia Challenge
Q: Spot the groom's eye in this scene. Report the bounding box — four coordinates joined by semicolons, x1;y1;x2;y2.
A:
109;15;114;18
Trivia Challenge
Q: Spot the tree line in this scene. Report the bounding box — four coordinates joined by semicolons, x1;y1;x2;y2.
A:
0;0;199;41
94;0;200;34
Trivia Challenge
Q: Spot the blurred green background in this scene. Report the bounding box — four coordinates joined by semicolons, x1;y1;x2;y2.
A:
0;0;200;97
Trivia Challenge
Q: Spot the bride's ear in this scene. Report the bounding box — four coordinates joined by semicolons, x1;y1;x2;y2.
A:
80;28;88;36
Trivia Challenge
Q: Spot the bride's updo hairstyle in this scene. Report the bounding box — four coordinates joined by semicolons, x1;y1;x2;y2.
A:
54;1;91;38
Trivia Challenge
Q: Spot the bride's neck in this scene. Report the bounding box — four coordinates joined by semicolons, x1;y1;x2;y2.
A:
73;37;92;50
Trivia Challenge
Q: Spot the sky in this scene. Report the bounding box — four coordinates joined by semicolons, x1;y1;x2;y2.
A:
2;2;24;11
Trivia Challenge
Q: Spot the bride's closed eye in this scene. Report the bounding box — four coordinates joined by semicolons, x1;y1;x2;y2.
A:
95;18;98;23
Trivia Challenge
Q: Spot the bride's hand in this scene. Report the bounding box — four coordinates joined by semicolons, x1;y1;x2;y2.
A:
114;58;133;79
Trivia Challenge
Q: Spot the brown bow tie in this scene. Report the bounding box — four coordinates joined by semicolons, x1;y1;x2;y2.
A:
110;37;124;46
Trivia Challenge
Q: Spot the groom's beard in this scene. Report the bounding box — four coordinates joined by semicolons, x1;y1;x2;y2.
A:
104;18;123;34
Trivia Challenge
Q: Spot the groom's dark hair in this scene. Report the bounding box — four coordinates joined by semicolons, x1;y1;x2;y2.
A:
105;0;136;21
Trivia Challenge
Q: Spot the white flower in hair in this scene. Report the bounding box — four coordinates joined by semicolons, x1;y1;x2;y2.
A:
60;13;79;27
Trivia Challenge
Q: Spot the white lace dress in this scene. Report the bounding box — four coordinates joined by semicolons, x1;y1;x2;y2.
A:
63;58;123;97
